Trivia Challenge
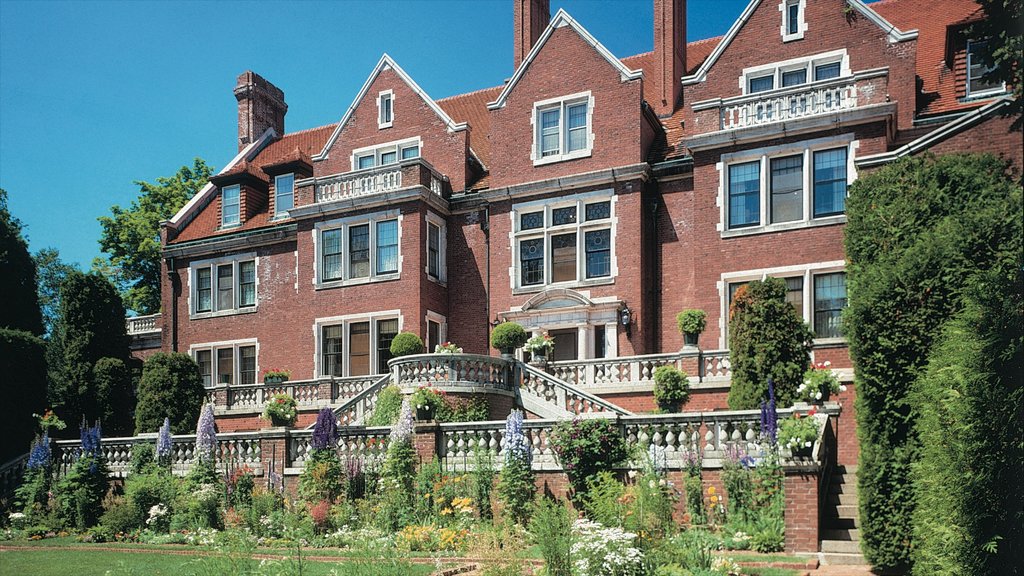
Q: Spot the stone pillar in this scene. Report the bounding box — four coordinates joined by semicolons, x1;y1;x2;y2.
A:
679;353;700;380
318;379;334;404
260;429;288;486
413;422;440;465
215;387;228;409
784;468;821;553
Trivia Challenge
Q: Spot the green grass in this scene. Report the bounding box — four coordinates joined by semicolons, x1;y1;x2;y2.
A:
0;546;437;576
725;552;809;563
744;568;802;576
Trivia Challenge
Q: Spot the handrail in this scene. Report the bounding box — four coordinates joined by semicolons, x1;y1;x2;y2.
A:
317;373;391;429
518;362;632;415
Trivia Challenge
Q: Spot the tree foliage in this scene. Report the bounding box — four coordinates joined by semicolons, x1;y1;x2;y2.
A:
48;270;130;432
844;153;1022;572
970;0;1024;124
727;277;814;410
911;265;1024;575
95;158;212;314
34;247;78;336
92;357;134;436
1;189;44;336
134;352;205;434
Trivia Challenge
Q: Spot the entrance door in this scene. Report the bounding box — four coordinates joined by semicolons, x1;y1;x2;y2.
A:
549;328;579;361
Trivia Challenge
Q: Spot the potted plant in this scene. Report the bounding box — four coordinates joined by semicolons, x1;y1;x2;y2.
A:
490;322;528;359
410;386;445;421
676;309;707;348
779;410;820;458
434;342;463;354
263;393;298;427
524;332;555;365
796;361;845;405
653;365;690;412
263;368;291;384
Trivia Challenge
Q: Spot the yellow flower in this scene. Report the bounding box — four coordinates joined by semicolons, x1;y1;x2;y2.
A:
707;486;716;495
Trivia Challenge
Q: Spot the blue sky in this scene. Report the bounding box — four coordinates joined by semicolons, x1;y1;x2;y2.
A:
1;0;748;269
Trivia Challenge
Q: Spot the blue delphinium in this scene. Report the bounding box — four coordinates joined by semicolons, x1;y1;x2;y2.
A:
503;409;532;467
195;404;217;464
80;422;102;458
26;433;51;470
157;417;172;465
311;407;340;452
760;377;779;447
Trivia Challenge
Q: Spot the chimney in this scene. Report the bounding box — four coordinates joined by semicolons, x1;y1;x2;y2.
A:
653;0;686;117
234;71;287;151
513;0;550;70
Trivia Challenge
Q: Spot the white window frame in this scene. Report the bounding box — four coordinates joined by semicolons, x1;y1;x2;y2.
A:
221;184;241;228
718;261;847;348
717;135;858;237
190;338;259;388
780;0;806;42
314;311;403;377
531;91;595;166
188;252;258;318
965;39;1005;99
313;210;403;289
273;173;294;219
509;190;617;292
425;310;447;353
378;90;394;129
425;211;447;283
350;136;421;172
739;49;849;95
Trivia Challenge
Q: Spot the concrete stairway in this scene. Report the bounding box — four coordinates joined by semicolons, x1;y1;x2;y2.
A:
820;464;867;566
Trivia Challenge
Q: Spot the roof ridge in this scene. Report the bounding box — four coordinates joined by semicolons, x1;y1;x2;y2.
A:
280;123;337;138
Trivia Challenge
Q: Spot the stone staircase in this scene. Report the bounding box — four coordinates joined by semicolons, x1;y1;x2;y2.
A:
820;464;867;566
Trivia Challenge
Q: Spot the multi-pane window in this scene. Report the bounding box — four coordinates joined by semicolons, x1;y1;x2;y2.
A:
318;216;400;285
725;143;851;231
728;161;761;228
743;50;846;94
352;139;419;170
749;75;774;93
378;91;393;127
192;258;257;315
274;174;294;216
966;40;1002;97
534;94;591;163
401;145;419;160
193;343;256;386
514;196;613;288
814;62;840;81
221;185;240;227
427;221;441;279
319;317;399;377
814;273;846;338
782;69;806;88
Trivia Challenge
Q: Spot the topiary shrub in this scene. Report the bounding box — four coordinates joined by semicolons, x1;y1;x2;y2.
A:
549;418;627;504
727;278;813;410
490;322;528;352
134;352;204;434
92;357;133;436
653;365;690;412
389;332;425;357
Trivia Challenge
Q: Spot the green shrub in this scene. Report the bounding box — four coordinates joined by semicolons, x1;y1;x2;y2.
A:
437;395;490;422
653;366;690;411
92;357;133;436
549;418;627;503
675;309;707;334
583;471;626;527
497;457;534;525
683;473;705;525
0;328;46;461
298;449;344;504
123;467;177;532
844;153;1022;572
471;449;496;520
367;385;403;426
750;514;785;553
99;496;141;535
134;352;204;434
389;332;424;357
489;322;528;352
55;454;109;530
529;498;573;576
130;443;155;474
727;278;813;409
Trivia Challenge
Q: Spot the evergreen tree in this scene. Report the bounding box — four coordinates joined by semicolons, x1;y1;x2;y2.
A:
134;352;205;434
0;189;44;336
34;247;78;336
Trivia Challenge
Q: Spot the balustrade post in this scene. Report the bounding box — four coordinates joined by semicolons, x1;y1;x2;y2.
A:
259;429;288;484
413;422;440;464
783;467;821;552
215;387;228;409
319;378;334;403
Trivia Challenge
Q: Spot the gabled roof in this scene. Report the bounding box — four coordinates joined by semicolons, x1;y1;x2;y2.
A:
681;0;918;85
487;9;643;110
313;54;467;161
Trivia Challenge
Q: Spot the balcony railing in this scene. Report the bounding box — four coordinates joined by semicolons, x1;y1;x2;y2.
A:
720;79;856;130
548;349;732;389
126;313;161;335
389;353;515;393
310;159;447;205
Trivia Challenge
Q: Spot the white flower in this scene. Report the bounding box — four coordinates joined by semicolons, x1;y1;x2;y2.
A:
815;391;823;400
824;360;832;367
627;470;637;479
805;441;812;448
659;478;666;486
840;384;848;392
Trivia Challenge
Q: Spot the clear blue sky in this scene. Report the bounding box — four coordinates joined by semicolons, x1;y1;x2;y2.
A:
1;0;748;269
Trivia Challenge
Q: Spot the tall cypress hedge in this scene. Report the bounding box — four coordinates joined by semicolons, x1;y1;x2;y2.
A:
844;153;1022;572
911;265;1023;574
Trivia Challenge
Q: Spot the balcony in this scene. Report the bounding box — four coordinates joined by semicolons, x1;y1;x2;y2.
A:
298;159;447;211
126;313;161;335
688;68;894;151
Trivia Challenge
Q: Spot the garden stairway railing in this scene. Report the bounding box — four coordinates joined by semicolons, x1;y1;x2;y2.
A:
315;373;392;429
516;361;631;417
0;452;29;499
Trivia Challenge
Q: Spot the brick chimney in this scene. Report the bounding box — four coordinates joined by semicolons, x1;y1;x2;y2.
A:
653;0;686;117
513;0;550;70
234;71;287;151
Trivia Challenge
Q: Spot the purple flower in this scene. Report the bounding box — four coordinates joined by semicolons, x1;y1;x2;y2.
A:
27;433;51;470
503;409;532;466
195;404;217;464
311;408;340;452
760;378;778;446
389;399;414;445
80;422;101;458
157;418;172;463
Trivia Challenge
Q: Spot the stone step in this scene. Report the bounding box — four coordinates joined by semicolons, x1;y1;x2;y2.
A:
829;482;858;495
822;528;860;541
821;552;869;566
834;464;858;474
823;516;859;529
827;491;859;506
821;539;863;554
828;504;859;519
830;473;856;485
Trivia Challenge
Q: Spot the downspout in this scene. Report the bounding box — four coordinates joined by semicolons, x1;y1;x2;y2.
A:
481;204;491;348
167;257;178;353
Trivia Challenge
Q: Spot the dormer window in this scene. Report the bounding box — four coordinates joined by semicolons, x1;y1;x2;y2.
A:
532;92;594;166
351;137;421;171
274;174;294;217
378;90;393;128
966;40;1003;98
221;185;240;228
780;0;805;42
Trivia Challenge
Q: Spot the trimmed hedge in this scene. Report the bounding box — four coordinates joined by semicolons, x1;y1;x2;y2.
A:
844;153;1022;572
490;322;528;351
653;365;689;411
134;352;205;434
389;332;424;357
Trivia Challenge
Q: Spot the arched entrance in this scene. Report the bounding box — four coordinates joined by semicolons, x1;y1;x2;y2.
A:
499;289;622;361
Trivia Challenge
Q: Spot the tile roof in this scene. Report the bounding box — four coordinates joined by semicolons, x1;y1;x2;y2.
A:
437;85;503;168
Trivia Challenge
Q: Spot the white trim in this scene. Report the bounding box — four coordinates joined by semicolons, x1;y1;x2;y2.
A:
856;96;1013;168
682;0;916;86
780;0;806;42
189;338;259;387
425;310;447;351
313;310;403;378
717;261;846;349
487;9;642;110
531;91;595;166
220;184;241;229
188;252;258;319
424;210;447;284
314;54;466;161
377;89;394;129
168;128;276;227
965;39;1007;100
350;136;421;172
313;209;403;289
273;173;295;218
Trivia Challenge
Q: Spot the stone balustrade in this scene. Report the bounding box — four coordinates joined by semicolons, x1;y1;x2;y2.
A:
310;159;447;205
0;452;29;498
720;79;857;129
205;374;385;415
519;363;630;415
389;353;515;393
125;313;161;335
548;349;731;390
54;432;263;477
